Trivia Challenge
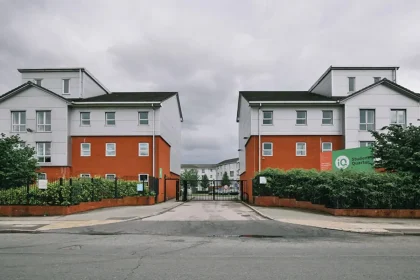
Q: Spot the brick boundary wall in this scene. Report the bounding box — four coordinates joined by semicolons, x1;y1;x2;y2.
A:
254;196;420;218
0;196;155;217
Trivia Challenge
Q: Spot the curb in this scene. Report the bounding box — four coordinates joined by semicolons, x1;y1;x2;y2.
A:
133;201;186;221
0;229;39;234
241;201;274;220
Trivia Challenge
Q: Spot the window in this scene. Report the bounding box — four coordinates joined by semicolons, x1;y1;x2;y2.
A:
360;141;375;147
210;175;213;179
296;111;307;125
139;112;149;125
262;111;273;125
230;171;234;177
34;79;42;86
348;77;355;91
38;173;47;180
62;79;70;94
11;111;26;132
296;142;307;156
80;112;90;126
81;143;91;156
14;141;25;150
105;112;115;126
360;109;375;131
262;142;273;156
374;77;381;83
106;143;116;156
80;174;91;178
36;142;51;163
202;169;205;173
106;174;116;180
322;110;333;125
36;111;51;132
210;169;213;172
138;174;149;183
390;109;406;127
322;142;333;152
138;143;149;156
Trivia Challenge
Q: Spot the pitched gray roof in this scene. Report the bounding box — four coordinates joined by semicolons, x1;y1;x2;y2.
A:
240;91;341;102
181;164;216;169
217;158;239;165
77;92;177;102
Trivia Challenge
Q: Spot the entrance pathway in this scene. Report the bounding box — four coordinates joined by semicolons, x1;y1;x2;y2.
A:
145;201;265;221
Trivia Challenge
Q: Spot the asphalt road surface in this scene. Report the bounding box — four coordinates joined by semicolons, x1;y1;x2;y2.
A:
1;201;420;280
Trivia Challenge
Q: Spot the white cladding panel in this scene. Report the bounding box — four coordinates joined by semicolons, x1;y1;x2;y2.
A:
216;161;240;181
343;84;420;148
332;69;395;97
82;72;108;99
160;95;182;174
250;106;343;135
238;96;251;175
69;107;161;136
22;72;81;99
0;87;69;166
311;70;332;96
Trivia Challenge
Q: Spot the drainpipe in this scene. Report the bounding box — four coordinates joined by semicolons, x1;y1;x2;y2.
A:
152;106;156;178
79;69;82;98
258;103;262;172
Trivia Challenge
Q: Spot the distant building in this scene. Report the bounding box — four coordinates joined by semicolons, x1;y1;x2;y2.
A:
181;157;239;181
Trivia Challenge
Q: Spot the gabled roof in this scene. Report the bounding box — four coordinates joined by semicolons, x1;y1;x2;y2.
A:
217;158;239;165
0;81;71;104
17;67;110;94
339;78;420;103
181;164;216;169
309;65;400;92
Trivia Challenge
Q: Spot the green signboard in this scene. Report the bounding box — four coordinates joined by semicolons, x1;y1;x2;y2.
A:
332;147;374;171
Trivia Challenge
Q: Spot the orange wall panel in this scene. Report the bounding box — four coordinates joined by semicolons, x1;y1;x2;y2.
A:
38;167;71;180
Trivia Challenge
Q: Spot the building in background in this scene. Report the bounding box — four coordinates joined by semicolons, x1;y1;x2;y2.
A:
237;66;420;200
0;68;183;201
181;157;240;181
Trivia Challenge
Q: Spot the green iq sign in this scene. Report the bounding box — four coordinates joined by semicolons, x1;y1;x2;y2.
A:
332;147;374;171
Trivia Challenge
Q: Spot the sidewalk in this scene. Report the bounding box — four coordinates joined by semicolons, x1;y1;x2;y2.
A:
0;200;183;232
245;203;420;235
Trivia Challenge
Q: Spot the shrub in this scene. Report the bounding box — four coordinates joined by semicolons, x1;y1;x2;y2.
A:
253;168;420;209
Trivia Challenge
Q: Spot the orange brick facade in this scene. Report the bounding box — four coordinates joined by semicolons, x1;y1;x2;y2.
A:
240;135;344;201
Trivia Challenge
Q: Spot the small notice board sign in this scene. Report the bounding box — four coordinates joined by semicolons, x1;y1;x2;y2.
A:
137;183;144;192
38;179;48;190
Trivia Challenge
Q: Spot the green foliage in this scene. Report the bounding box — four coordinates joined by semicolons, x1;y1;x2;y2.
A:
181;168;199;187
201;174;210;189
371;124;420;175
0;134;38;189
254;168;420;209
221;171;231;186
0;178;152;206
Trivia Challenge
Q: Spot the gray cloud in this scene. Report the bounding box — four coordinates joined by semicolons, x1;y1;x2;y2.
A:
1;0;420;163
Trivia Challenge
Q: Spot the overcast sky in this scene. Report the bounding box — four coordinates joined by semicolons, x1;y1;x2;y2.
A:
1;0;420;164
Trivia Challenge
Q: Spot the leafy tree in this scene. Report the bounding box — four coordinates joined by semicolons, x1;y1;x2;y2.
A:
201;174;210;190
0;133;38;189
180;168;199;187
221;171;231;186
370;124;420;175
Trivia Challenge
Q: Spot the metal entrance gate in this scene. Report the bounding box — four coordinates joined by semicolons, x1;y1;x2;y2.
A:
177;180;247;201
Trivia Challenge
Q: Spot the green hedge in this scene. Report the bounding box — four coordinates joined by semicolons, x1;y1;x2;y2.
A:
0;178;155;206
253;168;420;209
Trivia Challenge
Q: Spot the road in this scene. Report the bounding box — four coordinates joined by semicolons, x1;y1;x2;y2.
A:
1;201;420;280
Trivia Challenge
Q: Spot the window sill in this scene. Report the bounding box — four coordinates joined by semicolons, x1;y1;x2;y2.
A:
139;155;149;157
11;131;27;134
105;125;116;127
296;155;307;157
106;155;116;157
138;124;150;126
262;124;273;126
295;124;307;126
80;125;91;127
321;124;333;126
80;155;91;157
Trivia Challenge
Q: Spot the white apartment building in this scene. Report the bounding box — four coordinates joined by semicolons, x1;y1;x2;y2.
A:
181;157;240;181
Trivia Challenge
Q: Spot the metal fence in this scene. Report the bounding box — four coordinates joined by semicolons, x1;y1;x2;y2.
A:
0;176;159;206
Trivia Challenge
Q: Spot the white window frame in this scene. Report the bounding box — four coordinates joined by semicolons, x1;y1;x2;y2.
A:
105;174;116;180
360;109;375;131
322;142;333;152
106;143;116;157
296;142;307;156
138;174;149;183
230;171;234;177
62;79;70;94
262;142;273;156
38;173;47;180
11;111;26;132
374;77;381;83
80;112;91;126
360;141;375;147
390;109;406;127
80;174;91;178
138;143;149;156
139;112;149;125
322;110;333;125
36;142;52;163
81;143;91;157
105;112;116;126
34;79;42;86
14;141;25;150
262;111;273;125
36;111;52;132
296;110;307;125
348;77;356;92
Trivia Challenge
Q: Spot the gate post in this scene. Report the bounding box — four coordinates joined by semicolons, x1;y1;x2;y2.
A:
212;180;216;201
182;180;188;202
240;180;244;201
175;180;180;201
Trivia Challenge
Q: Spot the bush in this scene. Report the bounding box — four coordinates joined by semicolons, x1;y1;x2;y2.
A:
253;168;420;209
0;177;155;206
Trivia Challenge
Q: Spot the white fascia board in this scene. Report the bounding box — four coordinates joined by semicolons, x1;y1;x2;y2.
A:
71;101;162;105
248;101;338;104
